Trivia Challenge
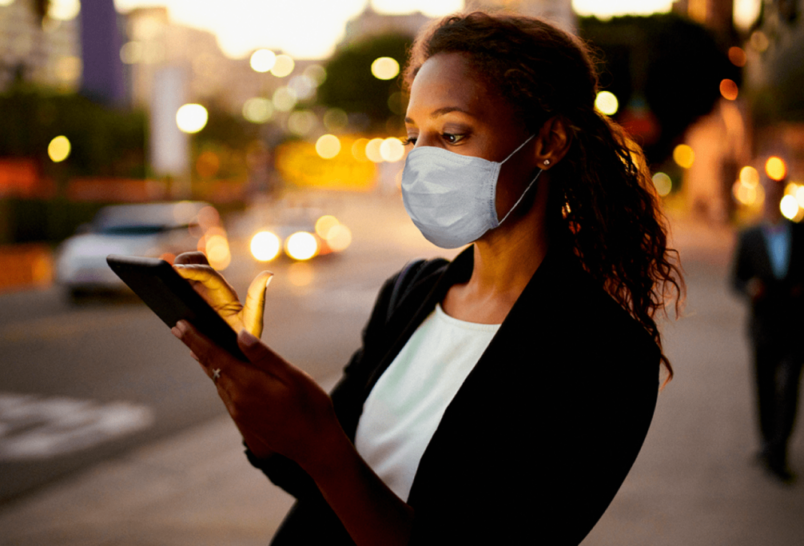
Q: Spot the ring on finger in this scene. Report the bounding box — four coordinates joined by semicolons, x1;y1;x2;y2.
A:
212;368;221;384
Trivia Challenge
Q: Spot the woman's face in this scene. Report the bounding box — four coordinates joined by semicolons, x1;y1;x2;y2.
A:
405;52;543;220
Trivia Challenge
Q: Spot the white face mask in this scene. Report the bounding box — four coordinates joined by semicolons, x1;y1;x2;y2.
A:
401;135;543;249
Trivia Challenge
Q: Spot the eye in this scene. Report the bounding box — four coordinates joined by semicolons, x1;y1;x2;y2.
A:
403;136;417;146
443;133;466;145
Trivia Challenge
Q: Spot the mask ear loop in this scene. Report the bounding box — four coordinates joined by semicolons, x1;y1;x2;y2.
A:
497;168;544;225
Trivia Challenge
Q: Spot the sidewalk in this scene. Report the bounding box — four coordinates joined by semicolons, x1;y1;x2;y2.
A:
1;213;803;546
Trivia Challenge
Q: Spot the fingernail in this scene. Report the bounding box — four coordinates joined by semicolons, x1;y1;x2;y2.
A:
175;320;187;334
239;329;259;348
171;326;181;339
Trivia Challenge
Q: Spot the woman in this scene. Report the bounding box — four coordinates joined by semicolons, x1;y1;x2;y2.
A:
171;11;683;545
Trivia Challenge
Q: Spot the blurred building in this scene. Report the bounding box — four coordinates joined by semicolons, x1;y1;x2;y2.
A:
673;0;736;40
0;0;81;92
80;0;126;105
466;0;575;30
343;5;431;44
743;0;804;178
675;0;804;223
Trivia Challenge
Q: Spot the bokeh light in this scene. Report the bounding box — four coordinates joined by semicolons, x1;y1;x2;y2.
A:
673;144;695;169
285;232;318;261
48;135;71;163
271;55;295;77
380;137;406;162
287;110;318;136
733;180;763;206
316;134;341;159
365;138;385;163
652;172;672;197
371;57;400;80
739;165;760;187
242;97;274;123
250;231;281;262
796;185;804;208
272;87;297;112
120;42;143;64
728;46;747;67
176;104;208;133
315;215;340;240
288;75;317;100
720;79;739;101
594;91;619;116
203;229;231;270
780;195;799;220
48;0;80;21
324;108;349;131
250;49;276;73
352;138;370;162
304;64;327;86
750;30;769;52
765;156;787;181
325;224;352;252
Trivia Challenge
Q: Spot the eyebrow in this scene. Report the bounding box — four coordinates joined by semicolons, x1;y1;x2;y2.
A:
405;106;472;124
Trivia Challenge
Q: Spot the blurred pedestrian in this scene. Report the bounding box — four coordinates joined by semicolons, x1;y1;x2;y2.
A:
732;175;804;483
169;11;683;545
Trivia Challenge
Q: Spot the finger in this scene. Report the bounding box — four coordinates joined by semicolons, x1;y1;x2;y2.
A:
174;264;237;297
242;271;273;337
173;251;210;266
237;330;286;378
173;320;228;378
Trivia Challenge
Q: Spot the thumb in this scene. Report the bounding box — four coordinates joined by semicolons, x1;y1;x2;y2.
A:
242;271;273;337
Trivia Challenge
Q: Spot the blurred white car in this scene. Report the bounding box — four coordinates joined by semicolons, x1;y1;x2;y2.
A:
55;201;228;296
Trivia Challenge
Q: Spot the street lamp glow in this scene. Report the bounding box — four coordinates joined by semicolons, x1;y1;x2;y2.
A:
780;195;799;221
271;55;295;78
720;79;739;101
673;144;695;169
765;156;787;181
176;104;208;134
380;137;405;162
739;166;759;187
48;135;71;163
371;57;400;80
365;138;385;163
651;172;672;197
242;97;274;123
316;134;341;159
594;91;619;115
250;49;276;73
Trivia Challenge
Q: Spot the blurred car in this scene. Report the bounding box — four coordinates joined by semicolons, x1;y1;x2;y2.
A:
55;201;229;297
248;205;352;263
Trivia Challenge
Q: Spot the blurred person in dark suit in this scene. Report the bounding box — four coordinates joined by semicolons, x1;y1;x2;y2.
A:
732;175;804;483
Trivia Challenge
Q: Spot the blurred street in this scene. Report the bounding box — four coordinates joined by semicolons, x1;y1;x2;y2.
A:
0;193;801;545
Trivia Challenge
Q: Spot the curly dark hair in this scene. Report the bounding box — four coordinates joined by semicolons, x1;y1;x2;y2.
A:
404;11;684;379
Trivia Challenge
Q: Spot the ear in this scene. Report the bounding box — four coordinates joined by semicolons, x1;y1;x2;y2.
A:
533;116;571;169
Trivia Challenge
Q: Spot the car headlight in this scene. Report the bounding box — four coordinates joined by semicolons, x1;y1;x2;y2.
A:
251;231;282;262
285;232;318;261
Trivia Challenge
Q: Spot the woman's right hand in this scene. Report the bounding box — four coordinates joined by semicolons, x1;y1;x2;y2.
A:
173;251;273;338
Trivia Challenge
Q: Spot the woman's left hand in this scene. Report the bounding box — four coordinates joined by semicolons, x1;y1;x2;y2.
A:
171;319;343;468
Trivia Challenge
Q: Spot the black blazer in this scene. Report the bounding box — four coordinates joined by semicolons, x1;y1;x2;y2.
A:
732;220;804;344
252;246;660;545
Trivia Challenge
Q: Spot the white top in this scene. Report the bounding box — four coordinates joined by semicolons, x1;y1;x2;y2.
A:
354;304;501;500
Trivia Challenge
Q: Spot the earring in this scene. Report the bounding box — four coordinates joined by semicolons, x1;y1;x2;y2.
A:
543;159;551;166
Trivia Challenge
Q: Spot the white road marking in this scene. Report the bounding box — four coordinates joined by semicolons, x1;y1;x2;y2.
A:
0;392;154;461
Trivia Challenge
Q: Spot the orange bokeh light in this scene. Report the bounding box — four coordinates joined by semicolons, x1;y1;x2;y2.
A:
720;79;739;101
765;156;787;181
728;47;747;67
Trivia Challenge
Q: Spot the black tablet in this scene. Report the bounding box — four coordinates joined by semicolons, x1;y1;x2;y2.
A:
106;254;247;361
